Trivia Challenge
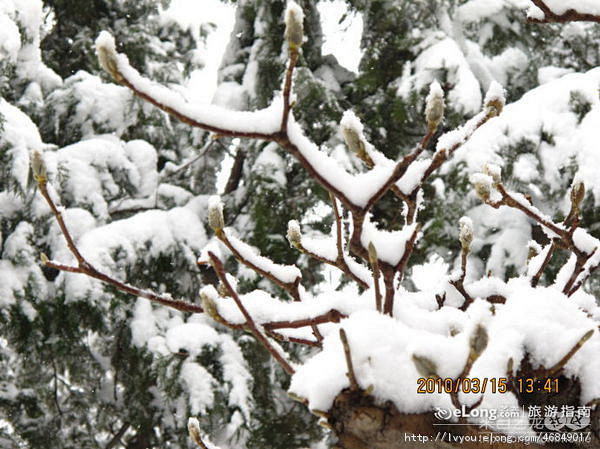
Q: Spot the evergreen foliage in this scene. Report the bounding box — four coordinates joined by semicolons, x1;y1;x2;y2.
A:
1;1;600;449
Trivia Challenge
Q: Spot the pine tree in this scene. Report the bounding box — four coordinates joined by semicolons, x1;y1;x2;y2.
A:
2;1;600;449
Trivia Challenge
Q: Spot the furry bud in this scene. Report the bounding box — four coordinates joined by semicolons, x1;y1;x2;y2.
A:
469;324;488;358
570;181;585;208
458;217;473;252
95;31;123;82
285;2;304;51
340;111;367;158
484;81;506;118
31;150;47;182
483;163;501;185
412;354;438;379
286;220;302;248
208;196;225;232
471;173;493;202
425;81;445;131
367;242;378;267
200;290;227;325
187;418;203;447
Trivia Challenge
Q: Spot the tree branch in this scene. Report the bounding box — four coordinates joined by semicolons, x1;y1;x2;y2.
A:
528;0;600;23
208;252;295;375
339;328;359;391
37;178;204;314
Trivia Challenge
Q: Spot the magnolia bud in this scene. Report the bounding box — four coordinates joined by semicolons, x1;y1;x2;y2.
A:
187;418;202;447
40;253;49;265
483;163;501;185
208;196;225;232
95;31;122;81
217;282;230;297
31;150;47;182
340;111;366;158
570;181;585;208
469;324;488;358
484;81;506;118
367;241;378;267
200;290;227;325
471;173;493;202
425;80;445;131
458;217;473;252
285;2;304;51
286;220;302;248
412;354;438;379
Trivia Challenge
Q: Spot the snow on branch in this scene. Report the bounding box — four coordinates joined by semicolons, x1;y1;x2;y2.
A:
95;31;284;140
472;170;600;296
527;0;600;23
32;151;203;314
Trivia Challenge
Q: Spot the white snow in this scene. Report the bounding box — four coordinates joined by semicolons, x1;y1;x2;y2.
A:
317;0;363;73
527;0;600;19
290;278;600;435
0;99;45;192
95;31;285;136
452;69;600;203
400;37;482;115
223;229;302;284
360;216;420;267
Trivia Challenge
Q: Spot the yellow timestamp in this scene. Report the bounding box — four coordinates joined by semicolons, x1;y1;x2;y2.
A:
416;377;560;394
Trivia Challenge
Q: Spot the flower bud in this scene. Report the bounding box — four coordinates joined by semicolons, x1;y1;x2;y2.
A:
458;217;473;252
31;150;47;182
469;324;488;358
95;31;122;82
483;163;501;185
484;81;506;118
285;2;304;51
425;80;445;131
367;241;378;267
570;181;585;208
471;173;493;202
340;111;367;158
286;220;302;248
208;195;225;232
187;418;202;447
200;290;227;325
412;354;438;379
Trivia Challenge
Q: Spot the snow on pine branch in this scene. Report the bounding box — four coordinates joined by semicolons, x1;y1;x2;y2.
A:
452;68;600;201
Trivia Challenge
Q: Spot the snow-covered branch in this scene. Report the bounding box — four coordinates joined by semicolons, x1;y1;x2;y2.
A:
473;171;600;296
527;0;600;23
33;152;204;314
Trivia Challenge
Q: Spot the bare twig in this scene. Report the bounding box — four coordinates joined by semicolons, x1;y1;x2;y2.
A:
548;329;594;376
264;310;346;331
530;242;557;287
208;252;295;375
215;229;302;301
368;242;382;312
339;328;359;391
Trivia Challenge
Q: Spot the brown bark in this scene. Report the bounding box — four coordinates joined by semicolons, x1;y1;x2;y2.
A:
328;388;597;449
